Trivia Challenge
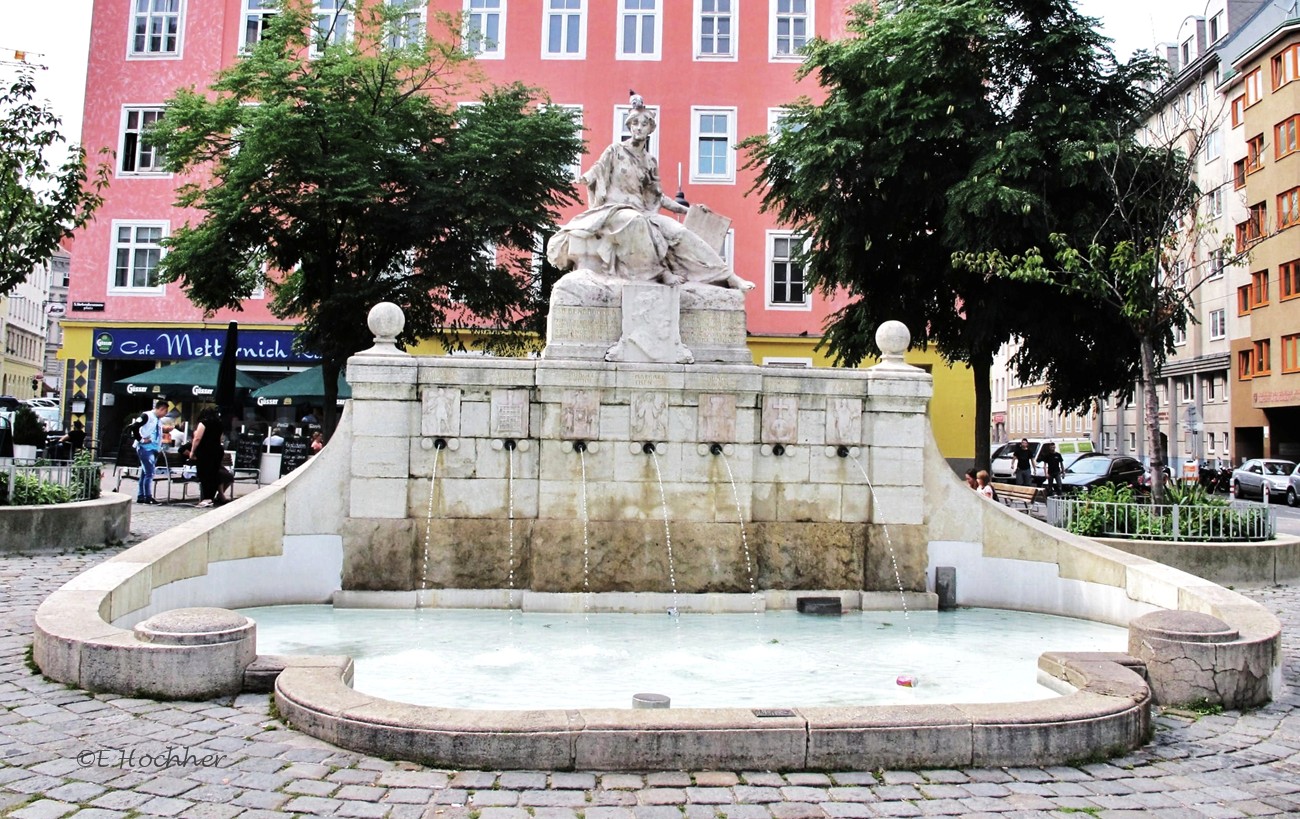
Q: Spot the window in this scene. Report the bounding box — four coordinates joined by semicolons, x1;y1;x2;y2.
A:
691;107;736;183
1251;269;1270;307
1209;432;1217;453
129;0;182;57
1237;203;1266;248
1204;127;1221;161
695;0;734;59
545;104;584;179
1173;323;1187;346
1231;95;1245;127
119;107;165;175
767;232;808;309
1245;68;1263;106
386;0;425;49
1279;187;1300;230
1281;259;1300;300
1210;308;1226;340
1181;39;1192;69
1239;283;1253;315
1273;43;1299;90
1247;134;1265;173
613;104;659;160
1233;158;1247;189
1276;115;1299;159
1239;349;1254;379
110;222;167;294
1255;339;1272;374
771;0;810;60
1129;432;1136;452
543;0;585;58
1209;247;1225;278
1209;12;1223;43
1204;375;1217;401
242;0;275;50
311;0;350;55
464;0;504;57
618;0;660;60
1180;378;1194;403
1283;333;1300;373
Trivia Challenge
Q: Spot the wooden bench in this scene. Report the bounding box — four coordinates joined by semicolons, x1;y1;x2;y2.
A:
991;482;1045;511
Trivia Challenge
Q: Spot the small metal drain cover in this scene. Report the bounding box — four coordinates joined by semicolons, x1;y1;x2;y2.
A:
752;708;796;718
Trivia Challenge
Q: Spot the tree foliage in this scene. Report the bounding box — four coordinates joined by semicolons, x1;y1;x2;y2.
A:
741;0;1165;467
150;1;583;423
0;68;106;294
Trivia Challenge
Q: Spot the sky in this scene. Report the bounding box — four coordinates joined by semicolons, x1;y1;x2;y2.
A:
1;0;1197;151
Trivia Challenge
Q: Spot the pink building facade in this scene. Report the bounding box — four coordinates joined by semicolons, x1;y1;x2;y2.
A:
62;0;873;454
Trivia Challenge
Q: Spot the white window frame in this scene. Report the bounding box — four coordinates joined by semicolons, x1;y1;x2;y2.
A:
770;0;811;62
311;0;352;56
109;220;168;296
1209;308;1226;339
1204;127;1221;160
118;106;168;177
541;0;586;60
1173;324;1187;346
693;0;736;61
1180;377;1194;403
464;0;506;59
543;104;585;179
241;0;276;52
766;230;810;311
613;104;660;161
127;0;184;60
385;0;426;49
617;0;662;61
690;106;737;184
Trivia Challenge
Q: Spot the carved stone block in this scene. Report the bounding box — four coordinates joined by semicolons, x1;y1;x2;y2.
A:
630;392;669;442
421;387;461;438
606;284;694;364
763;395;799;444
698;393;737;443
561;390;601;440
826;397;864;446
491;389;531;439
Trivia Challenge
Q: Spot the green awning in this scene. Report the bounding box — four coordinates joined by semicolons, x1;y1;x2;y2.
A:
112;358;265;398
251;365;350;406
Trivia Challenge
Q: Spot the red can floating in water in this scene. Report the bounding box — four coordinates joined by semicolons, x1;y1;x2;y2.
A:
896;674;918;688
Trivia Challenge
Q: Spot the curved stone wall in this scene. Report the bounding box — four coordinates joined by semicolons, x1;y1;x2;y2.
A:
0;492;131;554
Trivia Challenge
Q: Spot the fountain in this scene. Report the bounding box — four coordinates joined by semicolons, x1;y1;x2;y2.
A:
30;99;1283;771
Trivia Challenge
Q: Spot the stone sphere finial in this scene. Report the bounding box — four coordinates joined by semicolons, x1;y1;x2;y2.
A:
368;302;405;345
876;321;910;365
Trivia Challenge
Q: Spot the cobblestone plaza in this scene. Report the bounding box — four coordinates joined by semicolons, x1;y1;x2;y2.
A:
2;505;1299;819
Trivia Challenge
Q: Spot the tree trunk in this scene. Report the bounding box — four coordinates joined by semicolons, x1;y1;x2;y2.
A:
1140;335;1167;504
972;347;993;472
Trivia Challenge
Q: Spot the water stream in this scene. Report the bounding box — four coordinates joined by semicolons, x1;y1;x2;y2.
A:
719;453;760;614
648;450;680;617
417;445;442;607
851;454;912;637
579;448;591;617
506;444;516;625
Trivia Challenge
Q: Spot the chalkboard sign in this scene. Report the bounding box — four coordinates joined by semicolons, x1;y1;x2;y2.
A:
280;435;312;476
235;433;263;470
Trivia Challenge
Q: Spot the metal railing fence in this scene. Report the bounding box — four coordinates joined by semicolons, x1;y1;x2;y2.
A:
0;459;105;506
1046;496;1276;542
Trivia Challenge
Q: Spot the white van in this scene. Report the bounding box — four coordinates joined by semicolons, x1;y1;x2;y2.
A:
991;438;1094;483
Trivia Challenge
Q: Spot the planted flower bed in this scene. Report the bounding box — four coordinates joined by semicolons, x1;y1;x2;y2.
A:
1048;483;1276;542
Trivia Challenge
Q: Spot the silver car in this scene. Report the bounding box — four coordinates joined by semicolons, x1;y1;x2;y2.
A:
1231;459;1297;502
1287;464;1300;507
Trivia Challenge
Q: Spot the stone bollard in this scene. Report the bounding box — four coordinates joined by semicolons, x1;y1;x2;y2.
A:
1128;610;1272;709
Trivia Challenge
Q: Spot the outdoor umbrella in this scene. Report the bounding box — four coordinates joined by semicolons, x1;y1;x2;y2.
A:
251;365;351;406
112;357;264;397
213;321;240;427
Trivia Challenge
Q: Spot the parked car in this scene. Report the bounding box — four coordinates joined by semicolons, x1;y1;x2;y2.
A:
990;438;1095;483
1232;459;1297;502
1059;453;1145;493
1288;464;1300;507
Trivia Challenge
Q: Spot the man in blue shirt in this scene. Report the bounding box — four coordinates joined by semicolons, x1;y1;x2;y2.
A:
135;399;170;504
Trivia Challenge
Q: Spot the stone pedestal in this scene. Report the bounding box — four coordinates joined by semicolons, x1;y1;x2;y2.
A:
1128;610;1273;708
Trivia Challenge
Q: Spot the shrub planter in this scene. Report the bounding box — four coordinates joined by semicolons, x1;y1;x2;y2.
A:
0;492;131;553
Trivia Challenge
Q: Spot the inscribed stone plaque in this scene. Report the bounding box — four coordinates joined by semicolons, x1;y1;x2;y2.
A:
825;397;864;446
491;389;530;438
606;283;694;364
421;387;461;437
763;395;799;444
698;393;737;443
630;392;669;442
560;390;600;439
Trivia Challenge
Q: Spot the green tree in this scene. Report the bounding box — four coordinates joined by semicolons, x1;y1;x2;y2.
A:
741;0;1163;468
0;67;106;294
150;1;582;427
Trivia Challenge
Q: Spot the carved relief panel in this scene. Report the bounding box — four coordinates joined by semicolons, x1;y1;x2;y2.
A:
825;397;864;446
421;387;461;437
698;393;737;443
560;390;600;440
630;392;669;442
490;389;530;439
762;395;798;444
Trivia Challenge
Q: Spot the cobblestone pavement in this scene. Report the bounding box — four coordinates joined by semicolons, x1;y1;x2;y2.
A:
2;505;1299;818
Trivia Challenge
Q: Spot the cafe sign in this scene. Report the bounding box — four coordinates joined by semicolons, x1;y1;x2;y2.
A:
92;328;320;363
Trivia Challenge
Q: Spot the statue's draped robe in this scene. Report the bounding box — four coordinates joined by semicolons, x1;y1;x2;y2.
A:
547;142;730;285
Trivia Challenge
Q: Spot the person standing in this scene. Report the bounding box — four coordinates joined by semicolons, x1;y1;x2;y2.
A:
1037;441;1065;495
188;407;233;507
134;400;169;504
1012;438;1035;486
